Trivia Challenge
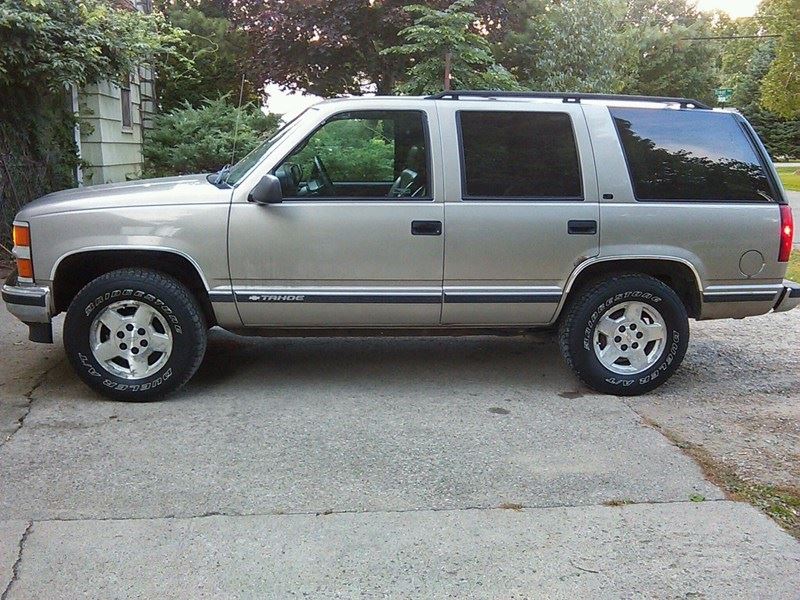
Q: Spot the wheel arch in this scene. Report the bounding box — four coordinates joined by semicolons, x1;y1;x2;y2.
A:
558;256;703;320
52;248;217;326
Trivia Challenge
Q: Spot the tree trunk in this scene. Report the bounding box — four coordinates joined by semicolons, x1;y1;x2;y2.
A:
444;51;452;91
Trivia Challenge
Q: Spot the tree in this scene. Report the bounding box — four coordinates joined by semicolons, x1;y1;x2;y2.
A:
733;43;800;159
0;0;191;247
502;0;626;93
234;0;411;96
143;96;281;177
235;0;522;97
155;0;236;19
156;9;256;112
0;0;189;93
616;0;719;103
758;0;800;118
382;0;518;95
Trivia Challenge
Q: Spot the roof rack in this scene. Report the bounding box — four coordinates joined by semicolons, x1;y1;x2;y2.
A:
425;90;711;110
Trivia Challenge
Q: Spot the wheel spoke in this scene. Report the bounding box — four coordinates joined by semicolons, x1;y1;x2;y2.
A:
627;349;651;371
133;304;159;328
598;344;622;365
596;315;620;338
98;309;126;332
639;322;665;344
149;332;171;354
624;302;643;322
128;354;150;377
92;340;120;362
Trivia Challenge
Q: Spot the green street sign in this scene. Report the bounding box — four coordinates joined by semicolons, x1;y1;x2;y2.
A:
715;88;733;103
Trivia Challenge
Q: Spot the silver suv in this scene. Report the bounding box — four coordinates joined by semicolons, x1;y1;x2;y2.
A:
3;91;798;400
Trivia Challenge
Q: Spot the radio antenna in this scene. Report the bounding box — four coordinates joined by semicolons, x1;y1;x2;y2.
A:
230;73;246;165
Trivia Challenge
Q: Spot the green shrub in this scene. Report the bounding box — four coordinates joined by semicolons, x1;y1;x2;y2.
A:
289;118;395;182
143;96;280;178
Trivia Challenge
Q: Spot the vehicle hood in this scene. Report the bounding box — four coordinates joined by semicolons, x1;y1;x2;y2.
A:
16;174;231;220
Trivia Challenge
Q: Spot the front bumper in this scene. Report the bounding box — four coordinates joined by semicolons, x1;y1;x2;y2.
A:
2;272;53;342
774;279;800;313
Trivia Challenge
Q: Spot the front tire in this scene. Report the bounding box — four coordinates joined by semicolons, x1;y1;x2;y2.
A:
64;269;207;401
558;275;689;396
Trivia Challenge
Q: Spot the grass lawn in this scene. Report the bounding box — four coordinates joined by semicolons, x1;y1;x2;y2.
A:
787;251;800;282
777;167;800;191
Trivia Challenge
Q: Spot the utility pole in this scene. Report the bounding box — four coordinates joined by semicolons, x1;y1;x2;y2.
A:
444;51;452;91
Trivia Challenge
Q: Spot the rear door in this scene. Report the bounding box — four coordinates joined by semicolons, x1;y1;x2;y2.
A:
437;101;599;325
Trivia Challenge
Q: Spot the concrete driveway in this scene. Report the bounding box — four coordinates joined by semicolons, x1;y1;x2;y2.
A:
1;304;799;598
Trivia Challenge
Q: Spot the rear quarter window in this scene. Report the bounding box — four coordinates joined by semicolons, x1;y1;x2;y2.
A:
610;107;772;202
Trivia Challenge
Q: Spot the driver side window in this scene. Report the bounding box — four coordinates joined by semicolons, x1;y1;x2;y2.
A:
274;110;430;200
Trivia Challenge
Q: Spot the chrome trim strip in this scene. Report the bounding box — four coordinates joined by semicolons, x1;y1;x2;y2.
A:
444;286;562;293
703;284;784;293
218;286;566;304
444;286;562;304
217;286;441;304
236;292;441;304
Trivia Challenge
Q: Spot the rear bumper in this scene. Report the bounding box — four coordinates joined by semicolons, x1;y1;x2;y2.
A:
2;272;53;342
773;280;800;313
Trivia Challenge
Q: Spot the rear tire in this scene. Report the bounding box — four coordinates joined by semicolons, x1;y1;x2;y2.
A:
64;269;207;401
558;275;689;396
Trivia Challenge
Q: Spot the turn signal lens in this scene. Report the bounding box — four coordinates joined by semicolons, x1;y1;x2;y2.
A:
17;258;33;279
12;224;30;247
779;205;793;262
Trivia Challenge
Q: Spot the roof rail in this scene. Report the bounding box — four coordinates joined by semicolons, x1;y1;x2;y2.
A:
425;90;711;110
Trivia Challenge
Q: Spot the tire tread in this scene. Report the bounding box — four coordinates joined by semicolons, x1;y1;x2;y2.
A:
65;268;206;400
558;274;686;395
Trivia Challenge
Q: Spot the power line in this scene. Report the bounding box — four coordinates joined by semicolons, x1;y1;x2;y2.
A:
682;34;781;40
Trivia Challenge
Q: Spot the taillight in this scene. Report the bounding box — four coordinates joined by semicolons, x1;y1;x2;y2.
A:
11;222;33;281
779;205;793;263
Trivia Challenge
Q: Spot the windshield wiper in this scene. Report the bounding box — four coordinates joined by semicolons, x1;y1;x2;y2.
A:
208;164;231;187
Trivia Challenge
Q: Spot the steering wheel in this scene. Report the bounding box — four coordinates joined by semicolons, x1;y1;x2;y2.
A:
313;155;336;196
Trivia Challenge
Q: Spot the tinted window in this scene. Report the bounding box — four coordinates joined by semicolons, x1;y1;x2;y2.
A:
459;111;582;199
275;110;429;199
611;108;771;202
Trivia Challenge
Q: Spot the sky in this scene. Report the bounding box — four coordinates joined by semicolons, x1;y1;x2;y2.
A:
696;0;759;18
264;83;322;118
264;0;762;116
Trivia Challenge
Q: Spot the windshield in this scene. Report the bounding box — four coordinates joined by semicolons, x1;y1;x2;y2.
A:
224;108;314;185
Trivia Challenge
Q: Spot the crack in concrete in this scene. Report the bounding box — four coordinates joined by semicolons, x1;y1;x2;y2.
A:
18;496;733;525
1;359;64;449
1;521;31;600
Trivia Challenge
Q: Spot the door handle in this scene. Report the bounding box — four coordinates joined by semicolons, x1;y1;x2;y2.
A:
411;220;442;236
567;220;597;235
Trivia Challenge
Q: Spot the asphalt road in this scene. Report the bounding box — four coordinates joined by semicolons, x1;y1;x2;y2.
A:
787;190;800;222
1;305;799;598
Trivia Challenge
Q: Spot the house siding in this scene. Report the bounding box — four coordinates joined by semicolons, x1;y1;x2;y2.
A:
79;77;146;185
76;1;155;185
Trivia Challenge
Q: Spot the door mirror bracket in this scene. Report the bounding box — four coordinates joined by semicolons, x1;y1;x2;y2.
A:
248;174;283;205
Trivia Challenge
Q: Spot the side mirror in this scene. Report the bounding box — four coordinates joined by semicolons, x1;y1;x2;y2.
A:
248;174;283;205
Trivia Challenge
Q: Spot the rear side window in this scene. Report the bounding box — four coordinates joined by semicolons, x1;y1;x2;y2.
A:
458;111;582;199
610;108;772;202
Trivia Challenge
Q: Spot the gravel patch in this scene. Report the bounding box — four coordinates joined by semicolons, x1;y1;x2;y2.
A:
626;309;800;489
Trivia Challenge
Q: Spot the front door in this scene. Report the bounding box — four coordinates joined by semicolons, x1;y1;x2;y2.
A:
437;102;600;325
227;108;444;327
